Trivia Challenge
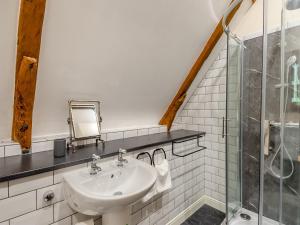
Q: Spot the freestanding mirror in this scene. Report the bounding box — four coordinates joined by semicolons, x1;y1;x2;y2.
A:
67;100;104;152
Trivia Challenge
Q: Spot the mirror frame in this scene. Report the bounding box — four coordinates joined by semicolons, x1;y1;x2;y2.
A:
67;100;104;152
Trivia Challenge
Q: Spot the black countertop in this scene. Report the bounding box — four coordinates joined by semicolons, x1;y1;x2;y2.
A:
0;129;205;182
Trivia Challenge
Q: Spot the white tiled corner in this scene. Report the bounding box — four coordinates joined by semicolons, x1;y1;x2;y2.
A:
10;205;53;225
54;200;75;222
4;144;22;157
0;191;36;222
9;171;53;196
0;182;8;200
172;46;227;203
37;183;64;209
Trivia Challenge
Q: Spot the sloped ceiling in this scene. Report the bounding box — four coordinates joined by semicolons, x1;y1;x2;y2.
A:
0;0;231;139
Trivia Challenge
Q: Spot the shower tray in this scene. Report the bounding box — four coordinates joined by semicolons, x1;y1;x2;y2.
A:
224;208;279;225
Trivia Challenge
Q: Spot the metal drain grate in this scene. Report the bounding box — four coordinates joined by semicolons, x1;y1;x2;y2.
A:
240;213;251;221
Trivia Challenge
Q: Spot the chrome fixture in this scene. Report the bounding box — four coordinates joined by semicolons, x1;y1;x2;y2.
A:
268;55;297;180
222;0;246;47
240;213;251;221
286;0;300;10
90;154;101;175
43;190;55;202
117;148;128;167
222;0;243;34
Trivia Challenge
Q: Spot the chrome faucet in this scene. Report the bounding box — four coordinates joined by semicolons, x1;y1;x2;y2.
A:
117;148;128;167
90;154;101;175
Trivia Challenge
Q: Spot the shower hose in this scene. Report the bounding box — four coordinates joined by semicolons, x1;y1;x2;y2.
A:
269;63;295;180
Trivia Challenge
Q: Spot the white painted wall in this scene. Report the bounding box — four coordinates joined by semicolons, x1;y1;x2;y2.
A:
234;0;300;39
0;0;231;140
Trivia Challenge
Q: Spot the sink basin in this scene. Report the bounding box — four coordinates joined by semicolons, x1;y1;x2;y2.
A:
63;157;157;225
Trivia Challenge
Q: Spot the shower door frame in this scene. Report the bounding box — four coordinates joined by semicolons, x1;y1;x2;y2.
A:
225;33;245;224
260;0;288;224
258;0;268;224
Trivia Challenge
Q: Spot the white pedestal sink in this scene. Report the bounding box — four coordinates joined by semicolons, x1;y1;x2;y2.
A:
63;157;157;225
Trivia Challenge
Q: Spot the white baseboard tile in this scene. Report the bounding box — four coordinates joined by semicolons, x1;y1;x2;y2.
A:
166;195;225;225
204;196;225;213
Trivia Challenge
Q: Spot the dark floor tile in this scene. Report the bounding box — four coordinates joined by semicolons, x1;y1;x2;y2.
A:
181;204;225;225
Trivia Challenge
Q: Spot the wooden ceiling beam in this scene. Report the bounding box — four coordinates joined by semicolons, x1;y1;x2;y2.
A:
12;0;47;152
159;1;247;131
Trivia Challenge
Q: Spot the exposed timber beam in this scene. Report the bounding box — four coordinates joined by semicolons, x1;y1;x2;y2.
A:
12;0;47;152
160;0;253;131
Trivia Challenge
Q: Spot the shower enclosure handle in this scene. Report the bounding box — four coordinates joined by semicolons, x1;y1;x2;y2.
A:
222;117;230;138
222;117;226;138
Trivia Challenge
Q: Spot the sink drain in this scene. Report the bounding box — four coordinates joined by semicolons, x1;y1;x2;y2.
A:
240;213;251;221
113;191;123;196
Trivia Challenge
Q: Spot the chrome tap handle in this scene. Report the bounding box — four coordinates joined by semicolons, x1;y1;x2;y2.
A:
90;154;101;175
92;154;101;160
117;148;128;167
119;148;127;154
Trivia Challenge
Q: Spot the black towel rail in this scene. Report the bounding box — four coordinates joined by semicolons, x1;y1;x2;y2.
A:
152;148;167;166
171;135;206;157
136;152;153;165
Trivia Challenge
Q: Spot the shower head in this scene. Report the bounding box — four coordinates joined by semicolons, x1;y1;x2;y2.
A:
287;55;297;66
286;0;300;10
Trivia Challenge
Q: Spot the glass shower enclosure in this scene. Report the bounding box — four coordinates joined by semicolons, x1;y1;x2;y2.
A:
225;0;300;224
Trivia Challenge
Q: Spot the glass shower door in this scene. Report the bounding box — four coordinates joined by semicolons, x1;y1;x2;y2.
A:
261;0;300;224
226;35;243;223
281;4;300;224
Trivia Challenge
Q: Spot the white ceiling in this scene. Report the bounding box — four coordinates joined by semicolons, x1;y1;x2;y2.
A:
0;0;231;139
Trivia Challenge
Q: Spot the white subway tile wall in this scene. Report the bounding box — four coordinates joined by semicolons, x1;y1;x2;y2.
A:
106;131;124;141
129;143;205;225
173;47;227;203
0;191;36;222
0;182;8;200
124;129;138;138
0;142;204;225
1;125;168;157
10;206;53;225
9;171;53;196
32;141;54;153
4;144;22;157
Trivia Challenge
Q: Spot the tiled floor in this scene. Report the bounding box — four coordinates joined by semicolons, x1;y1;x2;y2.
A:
181;204;225;225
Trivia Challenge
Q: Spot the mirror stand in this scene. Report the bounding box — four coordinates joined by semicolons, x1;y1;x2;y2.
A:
67;100;105;153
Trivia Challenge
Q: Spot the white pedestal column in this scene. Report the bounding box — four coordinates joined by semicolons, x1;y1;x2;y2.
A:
102;207;131;225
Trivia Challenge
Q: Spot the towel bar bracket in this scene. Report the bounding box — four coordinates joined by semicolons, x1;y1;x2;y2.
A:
171;135;206;158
